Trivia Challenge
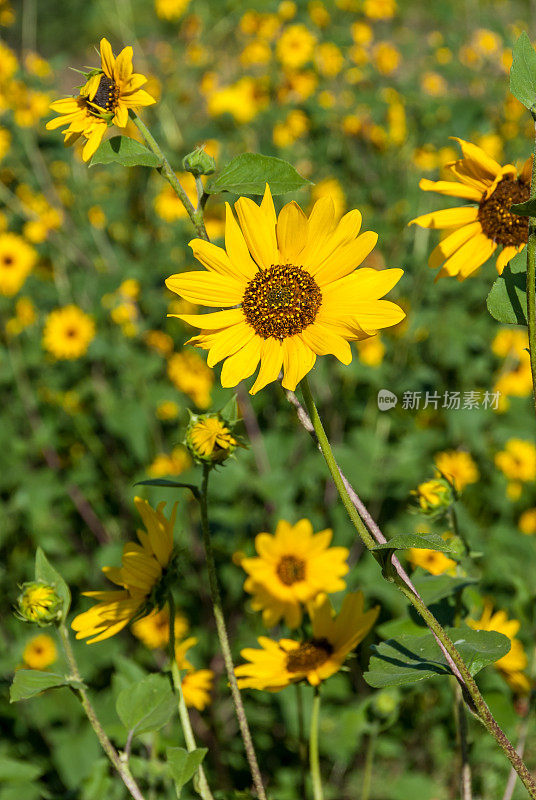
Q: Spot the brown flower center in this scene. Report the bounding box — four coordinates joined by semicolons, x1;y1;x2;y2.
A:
242;264;322;340
478;177;530;247
90;74;120;114
286;638;333;672
276;554;306;586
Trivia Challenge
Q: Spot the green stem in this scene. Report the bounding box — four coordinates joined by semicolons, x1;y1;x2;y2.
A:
130;111;209;241
199;467;268;800
527;125;536;418
299;376;536;800
310;687;324;800
58;624;146;800
295;684;307;799
167;595;214;800
449;505;470;557
361;728;377;800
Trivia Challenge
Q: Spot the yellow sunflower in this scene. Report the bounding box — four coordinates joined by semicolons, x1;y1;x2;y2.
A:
0;233;36;296
467;601;531;693
42;305;95;360
166;185;405;394
175;636;214;711
72;497;177;643
410;138;530;281
235;592;379;690
23;634;57;670
240;519;350;628
131;605;188;649
46;38;155;161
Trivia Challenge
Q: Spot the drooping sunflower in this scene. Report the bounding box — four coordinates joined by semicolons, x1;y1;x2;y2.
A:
42;305;95;360
410;138;530;281
467;601;531;693
166;185;405;394
46;38;155;161
239;518;350;628
235;591;379;691
72;497;177;643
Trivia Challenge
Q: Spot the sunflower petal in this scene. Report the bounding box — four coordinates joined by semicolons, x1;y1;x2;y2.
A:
220;335;262;387
224;203;258;280
301;323;352;364
298;196;336;268
173;308;245;329
250;338;284;394
495;245;519;275
100;38;115;79
418;178;483;201
276;201;308;262
351;299;406;331
428;222;482;270
281;335;316;390
114;46;134;83
189;238;247;281
166;271;244;306
235;196;278;269
409;206;479;229
260;184;277;229
313;231;378;285
450;137;503;180
207;322;255;367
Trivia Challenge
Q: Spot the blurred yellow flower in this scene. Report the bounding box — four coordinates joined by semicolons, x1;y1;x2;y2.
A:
24;52;52;78
240;519;349;628
236;592;379;690
43;305;95;360
495;439;536;483
363;0;397;19
421;71;447;97
17;185;62;243
0;41;17;81
167;350;213;408
518;508;536;536
356;335;384;366
145;329;174;356
473;29;501;56
407;547;456;576
155;0;190;20
72;497;177;643
278;1;297;20
308;0;330;27
315;42;344;77
468;602;530;693
373;42;401;75
207;77;267;124
240;40;271;66
276;24;316;69
5;296;37;336
351;22;373;45
175;638;214;710
434;450;479;491
23;634;57;670
492;328;528;359
147;446;192;478
0;126;11;160
156;400;180;420
412;479;452;512
131;606;188;649
310;177;346;217
0;233;36;296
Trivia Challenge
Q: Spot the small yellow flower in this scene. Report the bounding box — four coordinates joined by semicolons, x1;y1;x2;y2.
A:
363;0;396;19
147;446;192;478
495;439;536;483
467;602;531;693
519;508;536;535
356;335;384;366
434;450;479;492
43;305;95;360
373;42;401;76
314;42;343;77
131;605;188;649
240;519;349;628
155;0;190;20
145;329;174;356
72;498;177;643
351;22;373;46
187;415;238;464
0;233;36;296
175;637;214;710
407;548;456;576
23;634;57;670
276;24;317;69
411;479;452;513
235;592;379;690
156;400;180;421
167;350;214;409
17;582;63;626
421;71;448;97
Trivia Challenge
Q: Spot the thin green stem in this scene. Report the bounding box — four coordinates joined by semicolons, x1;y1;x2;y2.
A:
299;375;536;800
310;688;324;800
454;680;472;800
527;123;536;418
130;111;209;241
199;467;268;800
361;727;377;800
295;684;307;800
449;505;470;557
58;624;146;800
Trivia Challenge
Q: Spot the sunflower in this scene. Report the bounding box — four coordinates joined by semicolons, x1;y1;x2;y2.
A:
410;138;530;281
166;185;405;394
235;592;379;691
175;636;214;711
72;497;177;643
434;450;479;492
46;38;155;161
42;305;95;360
467;602;531;693
240;519;350;628
131;605;188;649
186;414;237;463
0;233;36;296
407;547;456;576
22;634;57;670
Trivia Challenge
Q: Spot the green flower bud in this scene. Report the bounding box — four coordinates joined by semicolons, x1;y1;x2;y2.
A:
16;581;63;626
371;688;399;719
185;411;238;466
182;146;216;177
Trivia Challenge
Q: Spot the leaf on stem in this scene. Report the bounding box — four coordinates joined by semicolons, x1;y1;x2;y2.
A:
205;153;311;195
166;747;207;798
35;547;71;621
90;136;162;168
486;252;527;325
510;32;536;112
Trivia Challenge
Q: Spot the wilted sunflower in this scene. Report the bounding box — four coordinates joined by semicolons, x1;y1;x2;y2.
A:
46;38;155;161
410;138;530;281
72;498;177;643
166;185;405;394
235;591;379;690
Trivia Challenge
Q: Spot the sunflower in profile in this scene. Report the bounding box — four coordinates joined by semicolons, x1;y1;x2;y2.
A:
235;591;379;691
410;138;530;281
166;185;405;394
239;518;349;628
46;38;155;161
72;497;177;643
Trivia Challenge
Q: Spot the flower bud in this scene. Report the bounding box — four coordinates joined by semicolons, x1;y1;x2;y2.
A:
411;477;453;516
185;412;238;465
371;688;400;719
182;146;216;177
16;581;63;626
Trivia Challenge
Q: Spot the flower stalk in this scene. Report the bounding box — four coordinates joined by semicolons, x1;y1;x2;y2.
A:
310;687;324;800
526;121;536;418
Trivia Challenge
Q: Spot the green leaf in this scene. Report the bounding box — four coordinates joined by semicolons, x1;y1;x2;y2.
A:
134;479;200;498
34;548;71;620
364;628;510;688
10;670;70;702
486;252;527;325
510;32;536;112
0;757;43;782
411;574;477;606
116;674;175;737
510;198;536;217
373;533;457;554
90;136;162;168
166;747;207;798
205;153;311;196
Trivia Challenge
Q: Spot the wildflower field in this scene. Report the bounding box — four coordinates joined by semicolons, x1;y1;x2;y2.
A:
4;0;536;798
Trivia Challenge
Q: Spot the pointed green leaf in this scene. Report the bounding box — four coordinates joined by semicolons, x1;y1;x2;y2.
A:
510;198;536;217
34;548;71;620
134;479;200;499
116;674;175;737
90;136;162;168
205;153;311;196
486;252;527;325
10;670;70;702
510;32;536;112
166;747;207;798
373;533;457;554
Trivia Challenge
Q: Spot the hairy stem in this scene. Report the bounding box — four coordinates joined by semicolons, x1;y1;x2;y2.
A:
527;123;536;417
310;688;324;800
199;467;268;800
58;624;146;800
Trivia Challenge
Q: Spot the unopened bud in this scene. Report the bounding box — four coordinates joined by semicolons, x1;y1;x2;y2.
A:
16;581;63;626
186;412;238;465
182;146;216;177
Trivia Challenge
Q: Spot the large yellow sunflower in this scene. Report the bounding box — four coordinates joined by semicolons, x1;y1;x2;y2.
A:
46;38;155;161
235;591;379;690
410;138;530;281
166;185;405;394
240;518;350;628
72;497;177;643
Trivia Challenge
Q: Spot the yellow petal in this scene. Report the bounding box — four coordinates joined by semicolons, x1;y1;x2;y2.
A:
114;46;134;83
114;104;129;127
276;201;308;262
49;97;80;113
410;206;479;229
260;184;277;229
207;322;255;367
220;335;262;387
82;126;106;161
428;222;482;270
235;196;278;269
306;209;363;274
322;267;404;309
300;323;352;364
250;338;284;394
281;335;316;390
122;74;147;93
495;245;519;275
100;38;115;79
418;178;482;201
224;203;258;280
298;196;336;267
120;89;156;107
456;235;498;280
351;299;406;331
166;271;244;306
173;308;245;329
450;137;503;181
189;238;247;281
313;231;378;286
